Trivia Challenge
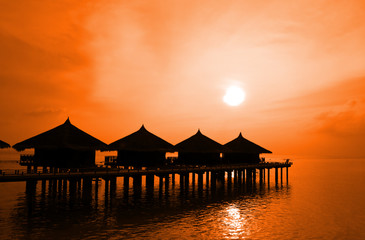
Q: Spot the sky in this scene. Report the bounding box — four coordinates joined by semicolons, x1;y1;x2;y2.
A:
1;0;365;158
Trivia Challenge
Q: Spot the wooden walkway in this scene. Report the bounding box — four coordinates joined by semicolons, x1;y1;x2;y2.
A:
0;162;292;182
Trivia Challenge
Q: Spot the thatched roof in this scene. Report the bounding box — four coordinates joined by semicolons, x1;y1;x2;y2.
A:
0;140;10;149
174;130;224;153
12;118;108;151
224;133;272;154
108;125;173;152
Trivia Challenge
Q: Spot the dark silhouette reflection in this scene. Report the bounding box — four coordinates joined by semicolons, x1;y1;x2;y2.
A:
8;173;291;239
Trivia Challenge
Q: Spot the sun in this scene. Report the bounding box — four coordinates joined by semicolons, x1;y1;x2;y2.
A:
223;86;246;106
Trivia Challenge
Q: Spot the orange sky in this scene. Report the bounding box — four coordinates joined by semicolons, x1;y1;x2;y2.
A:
1;0;365;158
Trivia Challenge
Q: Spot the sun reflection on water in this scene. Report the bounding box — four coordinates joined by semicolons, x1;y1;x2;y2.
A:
222;205;249;239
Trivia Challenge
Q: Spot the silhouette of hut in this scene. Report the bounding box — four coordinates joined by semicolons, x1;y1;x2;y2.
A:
223;133;272;164
0;140;10;149
13;118;107;169
174;130;224;165
108;125;173;167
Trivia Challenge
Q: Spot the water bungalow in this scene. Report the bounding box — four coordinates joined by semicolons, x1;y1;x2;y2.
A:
1;125;292;189
174;130;225;166
0;140;10;149
223;133;272;164
12;118;107;172
108;125;173;168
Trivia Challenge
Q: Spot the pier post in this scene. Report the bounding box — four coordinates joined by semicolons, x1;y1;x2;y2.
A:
69;179;76;196
159;175;164;192
198;172;203;189
179;174;184;189
146;174;154;187
133;175;142;197
205;171;210;188
211;171;216;190
25;180;37;194
275;168;278;186
227;170;232;188
191;173;196;194
259;169;263;185
267;168;270;186
246;169;250;184
41;179;46;194
238;170;242;185
242;169;245;186
110;177;117;196
94;178;99;199
105;179;109;196
252;168;257;191
83;178;92;189
146;174;154;196
171;173;175;186
123;176;130;198
104;178;110;206
280;167;283;185
52;179;58;194
124;176;129;189
47;179;52;194
82;177;92;202
63;179;67;194
217;171;224;184
77;179;82;192
184;173;190;189
286;167;289;184
252;169;256;183
165;174;169;194
58;179;63;193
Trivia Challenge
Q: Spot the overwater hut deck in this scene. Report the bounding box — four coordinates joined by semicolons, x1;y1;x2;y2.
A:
174;130;225;166
12;118;107;171
0;140;10;149
223;133;272;164
108;125;173;168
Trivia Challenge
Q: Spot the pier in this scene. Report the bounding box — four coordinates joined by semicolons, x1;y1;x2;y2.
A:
0;162;292;185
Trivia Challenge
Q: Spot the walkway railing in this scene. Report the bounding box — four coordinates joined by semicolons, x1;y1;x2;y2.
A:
105;156;117;165
19;154;35;166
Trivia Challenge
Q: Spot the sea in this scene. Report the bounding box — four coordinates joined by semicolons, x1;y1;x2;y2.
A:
0;150;364;240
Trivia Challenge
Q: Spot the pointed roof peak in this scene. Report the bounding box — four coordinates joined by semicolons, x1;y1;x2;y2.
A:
12;118;107;151
174;129;224;152
64;117;71;125
109;124;173;151
224;133;272;154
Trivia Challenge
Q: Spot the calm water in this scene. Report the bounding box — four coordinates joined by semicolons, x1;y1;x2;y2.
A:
0;156;364;239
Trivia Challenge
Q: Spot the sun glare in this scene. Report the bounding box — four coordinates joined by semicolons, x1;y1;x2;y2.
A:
223;86;245;106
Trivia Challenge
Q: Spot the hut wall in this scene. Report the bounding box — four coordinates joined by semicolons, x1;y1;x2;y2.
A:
222;153;260;164
116;150;166;167
35;148;95;168
177;152;221;166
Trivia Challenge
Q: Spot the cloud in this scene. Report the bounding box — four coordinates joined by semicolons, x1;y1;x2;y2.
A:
279;76;365;139
24;107;66;117
0;1;110;143
313;100;365;138
0;1;96;113
267;77;365;112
